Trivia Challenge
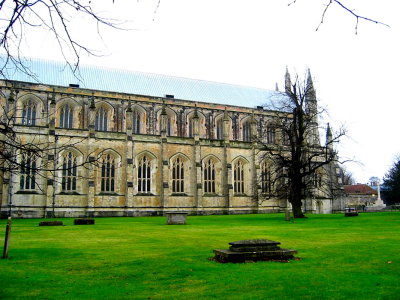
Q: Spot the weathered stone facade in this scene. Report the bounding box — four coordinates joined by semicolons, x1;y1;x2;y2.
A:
0;70;343;218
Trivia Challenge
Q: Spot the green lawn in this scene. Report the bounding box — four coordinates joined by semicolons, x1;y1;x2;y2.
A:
1;212;400;299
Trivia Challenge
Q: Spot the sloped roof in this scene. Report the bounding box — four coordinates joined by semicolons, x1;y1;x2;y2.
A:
1;58;280;108
344;184;377;195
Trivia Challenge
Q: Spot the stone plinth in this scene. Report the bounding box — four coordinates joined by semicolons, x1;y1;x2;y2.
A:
39;221;64;226
214;239;297;263
74;218;95;225
345;211;358;217
166;212;188;225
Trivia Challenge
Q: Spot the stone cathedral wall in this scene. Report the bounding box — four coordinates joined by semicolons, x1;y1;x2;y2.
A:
0;80;336;218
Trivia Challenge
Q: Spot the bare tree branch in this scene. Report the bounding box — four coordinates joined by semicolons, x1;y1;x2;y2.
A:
0;0;124;79
289;0;389;33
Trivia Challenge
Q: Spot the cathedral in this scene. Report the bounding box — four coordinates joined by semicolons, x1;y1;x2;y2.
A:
0;60;343;218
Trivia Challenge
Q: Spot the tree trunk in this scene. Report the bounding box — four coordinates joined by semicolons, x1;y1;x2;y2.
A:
291;201;306;218
289;184;307;218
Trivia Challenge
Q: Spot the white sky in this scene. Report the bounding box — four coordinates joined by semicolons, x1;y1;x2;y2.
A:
13;0;400;183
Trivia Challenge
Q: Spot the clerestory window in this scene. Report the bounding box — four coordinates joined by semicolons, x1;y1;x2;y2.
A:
22;100;37;126
133;110;141;134
267;126;276;144
216;118;223;140
242;121;251;142
60;104;73;129
95;107;108;131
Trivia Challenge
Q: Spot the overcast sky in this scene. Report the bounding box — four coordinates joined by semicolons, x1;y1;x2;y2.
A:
13;0;400;183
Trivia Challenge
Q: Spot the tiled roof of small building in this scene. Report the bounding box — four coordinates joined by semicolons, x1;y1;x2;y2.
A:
1;58;279;108
344;184;377;195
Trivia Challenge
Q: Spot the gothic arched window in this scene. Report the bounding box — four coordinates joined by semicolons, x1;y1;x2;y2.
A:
203;159;216;194
233;160;245;194
188;117;195;137
267;125;276;144
60;104;73;129
95;107;108;131
19;153;37;190
242;120;251;142
138;156;151;193
172;157;184;193
166;116;172;136
313;171;323;188
101;154;115;192
133;110;141;134
61;152;77;191
216;118;223;140
261;161;272;194
22;100;37;126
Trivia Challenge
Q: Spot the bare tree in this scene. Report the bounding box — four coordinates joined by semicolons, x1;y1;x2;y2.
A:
289;0;389;33
259;69;346;218
341;166;355;185
0;0;122;78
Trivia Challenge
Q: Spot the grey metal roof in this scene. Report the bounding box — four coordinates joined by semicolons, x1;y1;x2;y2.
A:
1;58;279;108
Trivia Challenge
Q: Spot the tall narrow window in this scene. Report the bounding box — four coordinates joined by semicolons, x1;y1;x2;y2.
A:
22;100;37;126
166;116;172;136
203;159;216;194
216;118;223;140
61;152;77;191
60;104;73;129
19;153;36;190
261;161;272;194
133;110;141;134
101;154;115;192
172;157;184;193
138;156;151;193
95;107;108;131
242;121;251;142
188;117;194;137
267;126;275;144
233;160;245;194
313;172;322;188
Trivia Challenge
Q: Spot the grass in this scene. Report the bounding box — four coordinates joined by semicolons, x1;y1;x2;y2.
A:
1;212;400;299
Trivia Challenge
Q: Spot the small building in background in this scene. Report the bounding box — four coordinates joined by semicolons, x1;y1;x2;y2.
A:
343;184;378;209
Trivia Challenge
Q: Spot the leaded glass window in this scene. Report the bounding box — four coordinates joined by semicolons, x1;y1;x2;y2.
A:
60;104;73;129
242;121;251;142
261;161;272;194
133;110;141;134
203;159;216;194
22;100;36;126
95;107;108;131
267;126;275;144
101;154;115;192
138;156;151;193
19;153;36;190
233;160;244;194
61;152;77;191
172;157;184;193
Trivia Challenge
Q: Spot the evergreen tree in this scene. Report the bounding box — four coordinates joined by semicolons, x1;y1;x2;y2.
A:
383;157;400;204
